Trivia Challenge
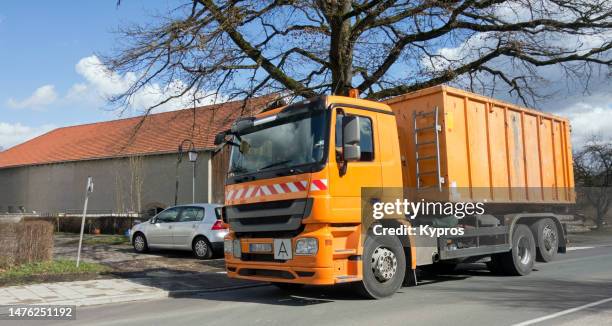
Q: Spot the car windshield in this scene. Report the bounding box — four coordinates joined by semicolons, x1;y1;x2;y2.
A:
229;110;328;177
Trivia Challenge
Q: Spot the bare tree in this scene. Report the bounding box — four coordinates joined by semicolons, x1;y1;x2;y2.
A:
107;0;612;112
574;137;612;229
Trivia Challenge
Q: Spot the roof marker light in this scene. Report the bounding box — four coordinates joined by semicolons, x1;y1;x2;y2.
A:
253;115;277;126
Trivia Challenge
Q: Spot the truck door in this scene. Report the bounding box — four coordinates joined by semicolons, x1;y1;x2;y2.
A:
328;107;383;222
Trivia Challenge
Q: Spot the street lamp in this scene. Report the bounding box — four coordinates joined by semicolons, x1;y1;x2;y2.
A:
174;139;198;205
187;148;198;203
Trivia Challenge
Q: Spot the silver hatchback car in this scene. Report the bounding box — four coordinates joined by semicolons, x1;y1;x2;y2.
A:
131;204;227;259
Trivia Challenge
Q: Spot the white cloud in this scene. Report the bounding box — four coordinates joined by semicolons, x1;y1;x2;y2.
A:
67;55;216;114
7;55;217;117
552;89;612;146
0;122;55;150
7;85;58;110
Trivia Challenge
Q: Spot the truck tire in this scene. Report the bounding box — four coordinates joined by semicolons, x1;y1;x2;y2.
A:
355;235;406;299
498;224;536;276
531;218;558;263
487;254;505;275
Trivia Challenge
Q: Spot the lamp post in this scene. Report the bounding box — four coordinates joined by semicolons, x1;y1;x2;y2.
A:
174;139;198;205
188;148;198;203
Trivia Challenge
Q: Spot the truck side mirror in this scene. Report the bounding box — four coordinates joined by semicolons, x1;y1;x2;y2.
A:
342;116;361;162
214;131;226;146
231;118;254;134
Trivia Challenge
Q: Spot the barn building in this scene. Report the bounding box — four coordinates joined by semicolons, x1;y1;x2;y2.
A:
0;97;272;216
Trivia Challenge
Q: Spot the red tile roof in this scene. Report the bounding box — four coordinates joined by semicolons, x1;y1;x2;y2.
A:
0;96;276;169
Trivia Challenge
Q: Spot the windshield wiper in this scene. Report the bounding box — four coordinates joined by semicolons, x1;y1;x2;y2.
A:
258;160;292;171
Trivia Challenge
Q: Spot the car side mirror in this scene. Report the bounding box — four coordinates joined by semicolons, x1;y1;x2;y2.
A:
342;116;361;162
150;218;156;224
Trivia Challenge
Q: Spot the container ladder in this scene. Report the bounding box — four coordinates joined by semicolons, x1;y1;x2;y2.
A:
413;106;443;191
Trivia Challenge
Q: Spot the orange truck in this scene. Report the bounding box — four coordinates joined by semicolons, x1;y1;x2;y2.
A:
214;85;574;298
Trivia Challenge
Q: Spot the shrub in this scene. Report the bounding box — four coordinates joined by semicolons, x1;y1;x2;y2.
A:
0;219;54;269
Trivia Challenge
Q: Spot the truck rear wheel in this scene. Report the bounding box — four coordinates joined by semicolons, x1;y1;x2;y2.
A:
355;235;406;299
531;218;558;263
498;224;536;276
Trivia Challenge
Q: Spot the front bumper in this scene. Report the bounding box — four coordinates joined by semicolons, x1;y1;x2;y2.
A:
224;224;362;285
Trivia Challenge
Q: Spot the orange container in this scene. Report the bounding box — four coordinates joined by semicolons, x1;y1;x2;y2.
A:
384;85;574;203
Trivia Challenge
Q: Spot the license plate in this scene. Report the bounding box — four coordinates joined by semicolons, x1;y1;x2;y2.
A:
273;239;292;260
249;243;272;253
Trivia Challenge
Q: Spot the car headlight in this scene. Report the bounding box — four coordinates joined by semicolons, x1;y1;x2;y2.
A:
295;238;318;256
224;239;232;254
233;239;241;258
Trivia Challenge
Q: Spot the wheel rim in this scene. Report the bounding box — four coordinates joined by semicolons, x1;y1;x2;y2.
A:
134;236;145;251
542;225;557;252
517;236;532;265
195;240;208;257
371;246;397;282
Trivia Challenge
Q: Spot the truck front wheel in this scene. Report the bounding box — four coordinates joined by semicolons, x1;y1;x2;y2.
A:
356;235;406;299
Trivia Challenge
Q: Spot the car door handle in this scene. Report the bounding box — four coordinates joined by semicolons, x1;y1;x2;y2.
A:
168;226;173;229
192;224;197;229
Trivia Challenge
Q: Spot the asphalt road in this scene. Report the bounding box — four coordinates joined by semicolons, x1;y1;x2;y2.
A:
17;244;612;326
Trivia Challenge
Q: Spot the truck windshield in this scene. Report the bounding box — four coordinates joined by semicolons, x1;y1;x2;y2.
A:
228;110;327;177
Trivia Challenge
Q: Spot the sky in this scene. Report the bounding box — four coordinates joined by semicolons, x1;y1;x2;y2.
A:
0;1;184;150
0;1;610;150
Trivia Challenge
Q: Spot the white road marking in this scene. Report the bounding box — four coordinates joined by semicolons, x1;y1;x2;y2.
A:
566;246;595;251
216;271;227;274
513;297;612;326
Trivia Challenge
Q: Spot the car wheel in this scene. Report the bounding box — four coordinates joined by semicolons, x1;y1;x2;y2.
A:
193;236;213;259
133;233;149;253
531;218;559;263
355;234;406;299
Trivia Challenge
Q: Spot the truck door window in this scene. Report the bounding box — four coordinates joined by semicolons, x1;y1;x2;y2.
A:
335;114;374;161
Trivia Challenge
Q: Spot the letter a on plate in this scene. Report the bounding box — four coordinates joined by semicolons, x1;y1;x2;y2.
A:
274;239;292;260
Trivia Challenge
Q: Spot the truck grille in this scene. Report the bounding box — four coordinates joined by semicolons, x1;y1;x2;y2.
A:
225;198;312;236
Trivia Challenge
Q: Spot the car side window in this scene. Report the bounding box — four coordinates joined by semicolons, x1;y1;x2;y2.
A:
335;114;375;161
179;207;205;222
155;207;180;223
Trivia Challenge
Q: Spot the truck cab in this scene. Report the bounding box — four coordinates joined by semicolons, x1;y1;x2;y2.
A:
218;95;403;291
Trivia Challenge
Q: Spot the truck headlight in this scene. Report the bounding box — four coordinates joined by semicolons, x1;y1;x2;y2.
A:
224;239;232;254
295;238;318;255
233;239;241;258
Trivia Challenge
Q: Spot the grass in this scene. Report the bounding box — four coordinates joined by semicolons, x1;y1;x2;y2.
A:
0;259;109;284
82;235;130;246
56;233;130;246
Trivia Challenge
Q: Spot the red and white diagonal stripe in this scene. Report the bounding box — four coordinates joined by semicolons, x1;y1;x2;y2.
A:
309;179;328;191
226;179;328;201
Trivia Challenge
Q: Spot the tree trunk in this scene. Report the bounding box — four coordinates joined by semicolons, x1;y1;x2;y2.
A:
328;0;353;96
